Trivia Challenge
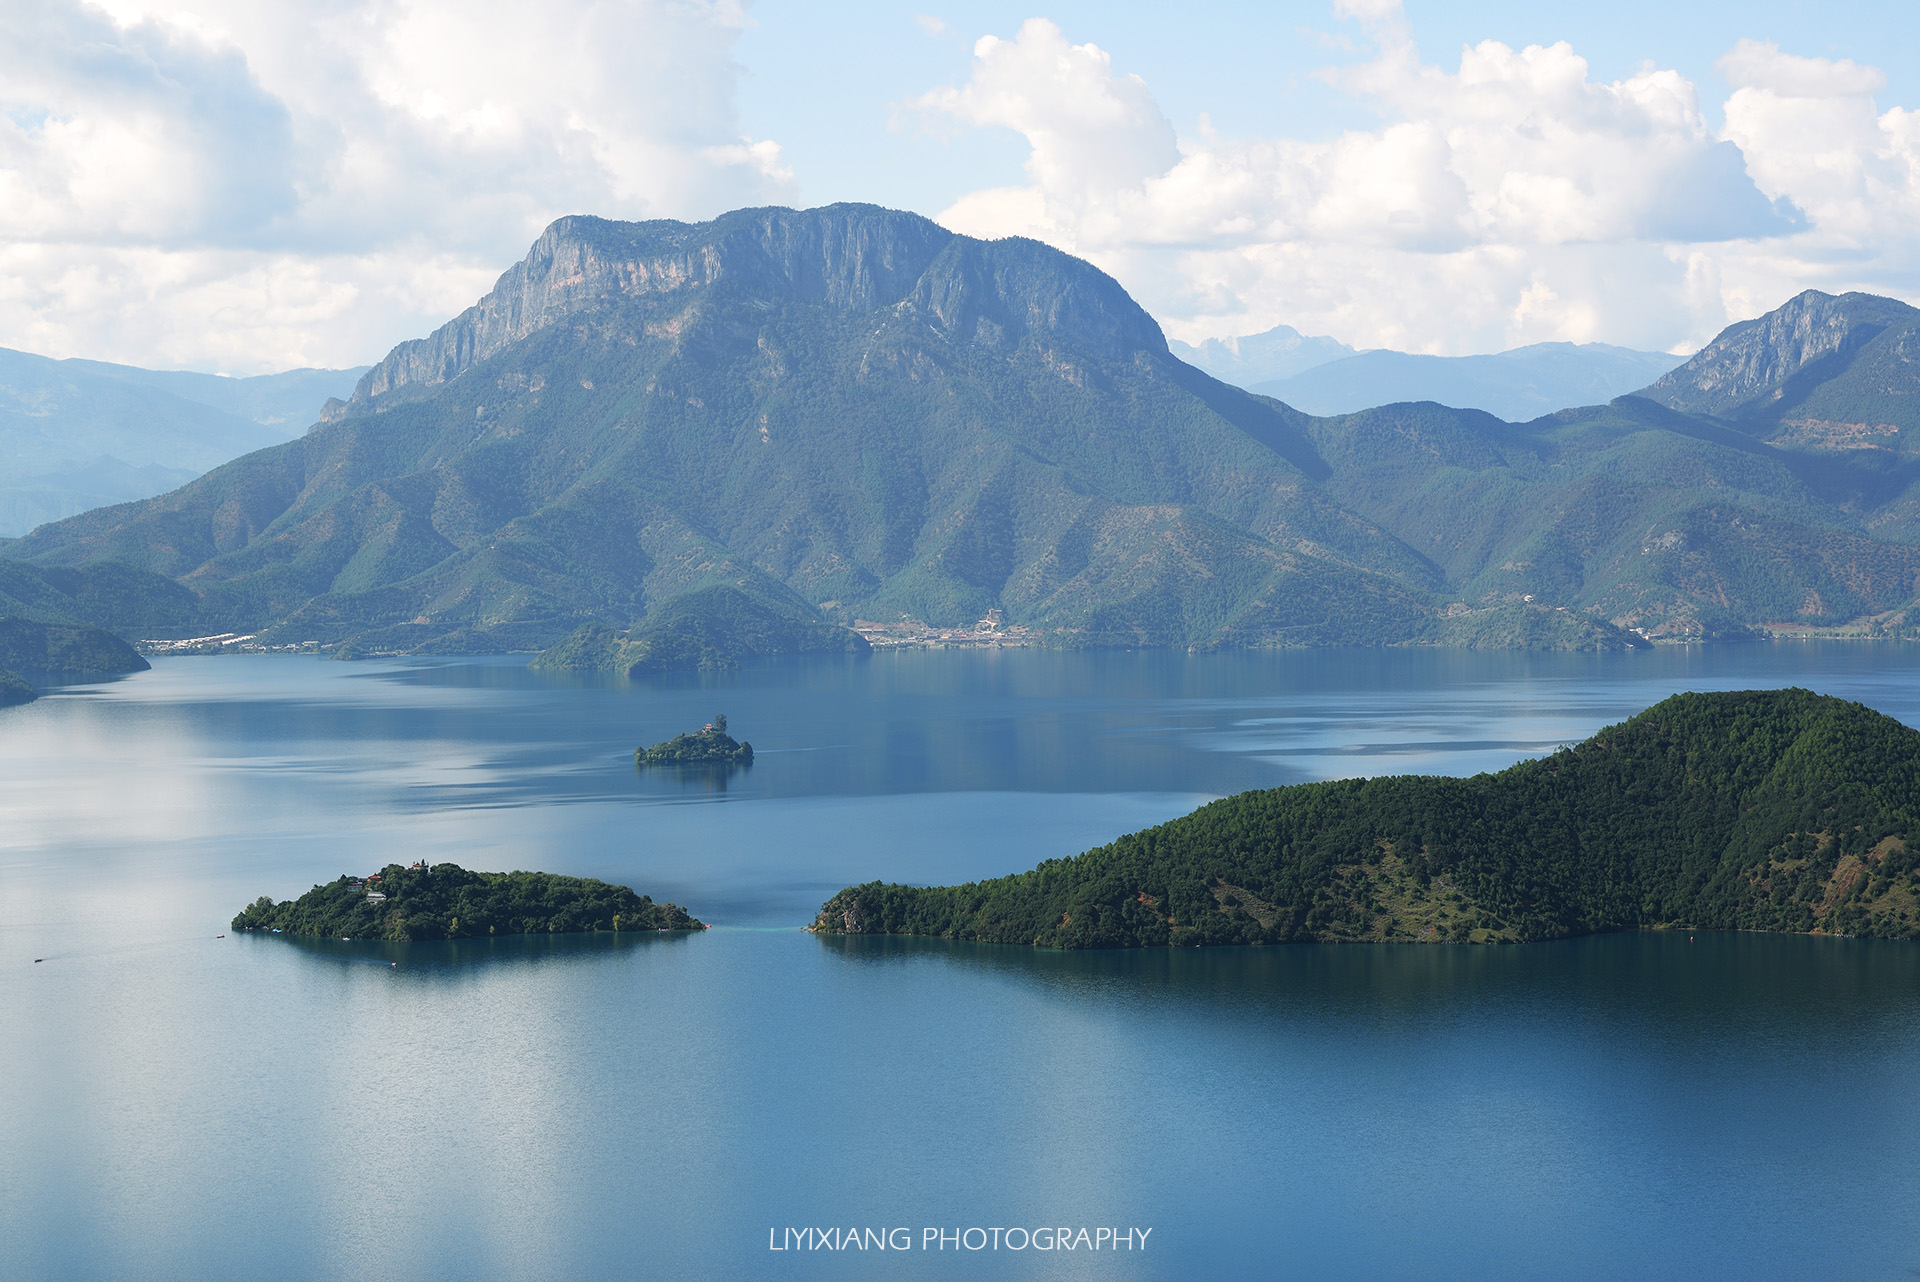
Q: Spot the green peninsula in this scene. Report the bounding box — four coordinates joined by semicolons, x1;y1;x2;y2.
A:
534;586;869;676
0;668;33;705
637;714;753;766
0;616;148;676
233;862;703;941
815;689;1920;948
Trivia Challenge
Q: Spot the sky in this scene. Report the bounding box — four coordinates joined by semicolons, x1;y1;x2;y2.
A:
2;0;1918;373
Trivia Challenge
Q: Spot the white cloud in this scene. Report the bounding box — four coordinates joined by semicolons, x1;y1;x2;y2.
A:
0;0;791;372
1721;39;1920;249
919;7;1920;356
915;20;1179;201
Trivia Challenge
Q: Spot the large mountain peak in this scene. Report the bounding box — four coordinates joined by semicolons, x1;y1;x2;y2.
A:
347;204;1166;412
1640;289;1920;421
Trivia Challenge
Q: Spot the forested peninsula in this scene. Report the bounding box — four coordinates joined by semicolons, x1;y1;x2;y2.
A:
0;616;148;676
234;863;703;940
0;616;150;704
534;586;869;675
0;669;33;705
815;690;1920;948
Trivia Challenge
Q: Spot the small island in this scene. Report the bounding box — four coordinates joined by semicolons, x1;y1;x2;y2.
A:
637;713;754;766
232;862;704;941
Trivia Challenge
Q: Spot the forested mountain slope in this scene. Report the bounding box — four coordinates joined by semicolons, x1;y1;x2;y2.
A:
1304;396;1920;639
815;690;1920;947
7;205;1442;652
6;209;1920;652
1640;290;1920;429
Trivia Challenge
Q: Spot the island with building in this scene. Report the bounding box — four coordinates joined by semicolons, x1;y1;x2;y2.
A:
232;861;704;940
636;714;754;766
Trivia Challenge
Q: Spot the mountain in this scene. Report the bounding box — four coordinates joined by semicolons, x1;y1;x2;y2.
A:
1286;291;1920;639
1251;342;1683;421
0;558;205;637
813;689;1920;947
1167;324;1355;385
0;348;367;537
3;204;1454;653
1640;289;1920;436
1299;397;1920;639
7;209;1920;652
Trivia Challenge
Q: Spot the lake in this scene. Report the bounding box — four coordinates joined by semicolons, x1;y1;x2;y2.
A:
5;644;1920;1279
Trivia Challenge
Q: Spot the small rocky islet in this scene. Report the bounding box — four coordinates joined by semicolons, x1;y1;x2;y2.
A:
233;862;703;941
636;713;753;766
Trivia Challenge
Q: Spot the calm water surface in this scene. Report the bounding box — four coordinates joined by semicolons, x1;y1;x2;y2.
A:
5;645;1920;1279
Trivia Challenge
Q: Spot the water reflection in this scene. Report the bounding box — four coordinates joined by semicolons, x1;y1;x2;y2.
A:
634;760;751;793
269;928;704;970
812;927;1920;1041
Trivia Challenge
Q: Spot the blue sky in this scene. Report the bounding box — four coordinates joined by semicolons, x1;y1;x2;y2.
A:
2;1;1917;372
739;1;1920;215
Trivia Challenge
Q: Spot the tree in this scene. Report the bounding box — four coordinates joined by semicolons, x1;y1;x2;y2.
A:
713;713;728;734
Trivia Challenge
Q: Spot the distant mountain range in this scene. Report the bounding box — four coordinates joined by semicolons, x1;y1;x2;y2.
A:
4;204;1920;653
1167;326;1356;386
1252;343;1684;421
0;349;367;537
1174;324;1683;421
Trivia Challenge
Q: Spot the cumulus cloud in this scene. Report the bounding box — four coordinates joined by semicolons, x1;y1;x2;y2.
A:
0;0;791;372
919;7;1919;356
1720;40;1920;247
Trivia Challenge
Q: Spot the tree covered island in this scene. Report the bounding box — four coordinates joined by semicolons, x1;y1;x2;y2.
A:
637;713;753;766
815;690;1920;948
233;862;703;941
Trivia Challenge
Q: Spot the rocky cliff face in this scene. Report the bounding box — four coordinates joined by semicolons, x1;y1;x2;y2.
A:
349;204;1166;409
1641;290;1920;421
9;202;1382;652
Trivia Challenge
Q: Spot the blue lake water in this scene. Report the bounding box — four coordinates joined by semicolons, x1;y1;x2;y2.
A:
5;644;1920;1279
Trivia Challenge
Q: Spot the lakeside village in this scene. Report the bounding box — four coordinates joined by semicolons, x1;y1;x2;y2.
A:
138;610;1035;656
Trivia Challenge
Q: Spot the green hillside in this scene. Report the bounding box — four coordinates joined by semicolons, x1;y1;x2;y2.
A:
1303;393;1920;639
0;559;204;636
815;690;1920;947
